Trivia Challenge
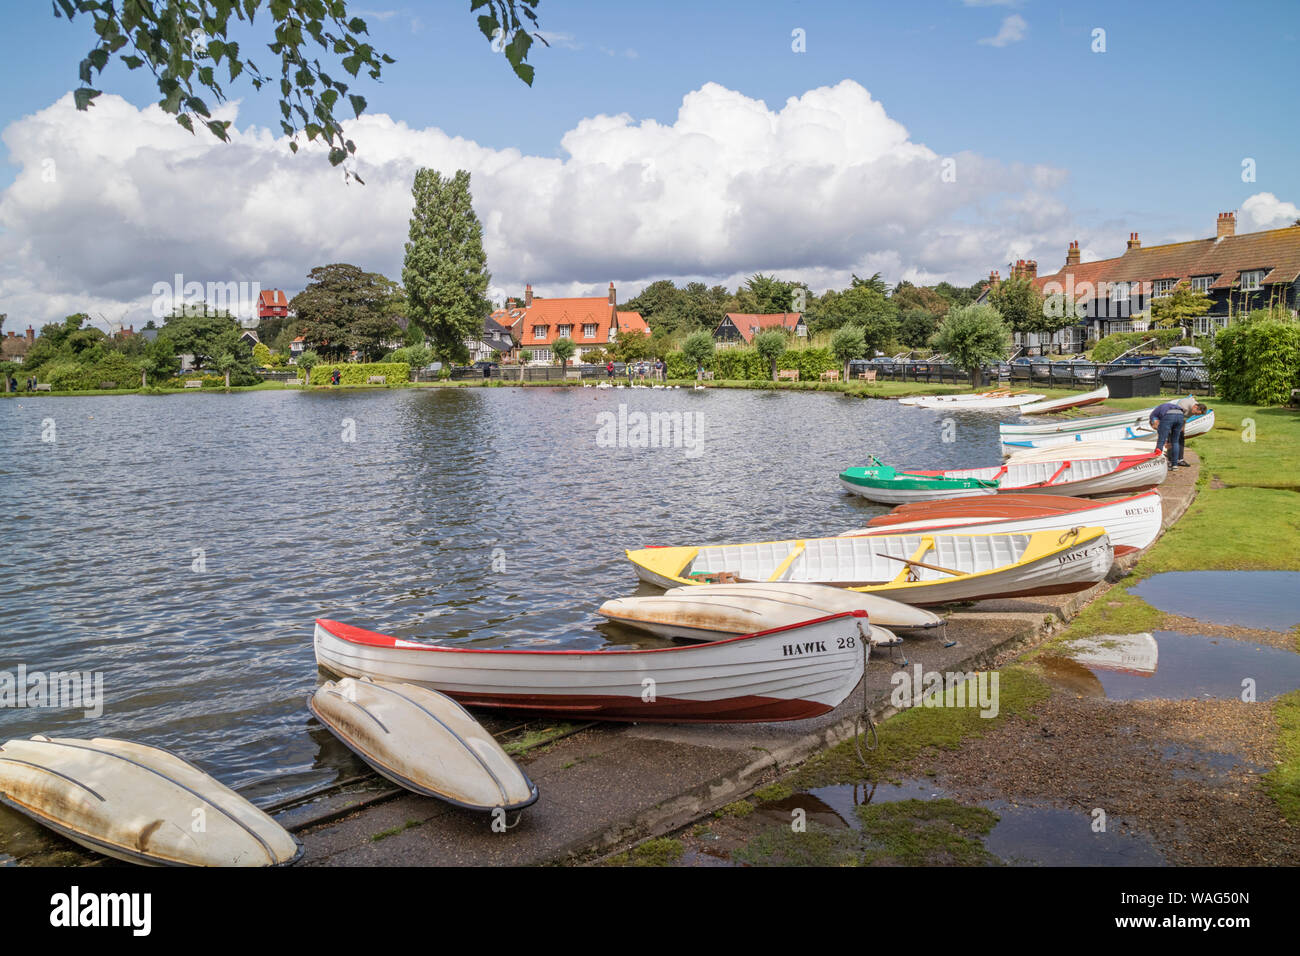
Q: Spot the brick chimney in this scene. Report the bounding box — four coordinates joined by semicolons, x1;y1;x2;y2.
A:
1066;240;1080;267
524;284;533;307
1217;211;1236;239
26;326;35;342
1126;232;1141;251
1024;259;1037;279
506;298;516;310
608;281;616;306
988;269;1001;290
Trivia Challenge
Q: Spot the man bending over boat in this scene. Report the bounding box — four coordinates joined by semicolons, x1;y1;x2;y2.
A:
1150;397;1199;469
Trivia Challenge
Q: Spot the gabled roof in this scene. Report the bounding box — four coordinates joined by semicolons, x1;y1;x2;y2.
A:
615;311;648;335
258;289;289;308
717;312;804;343
1034;224;1300;301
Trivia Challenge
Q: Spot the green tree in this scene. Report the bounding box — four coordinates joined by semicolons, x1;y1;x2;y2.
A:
214;350;237;389
738;274;795;314
830;324;868;379
1151;285;1212;333
290;263;400;362
897;308;939;349
612;329;651;364
160;309;240;368
252;342;273;367
55;1;543;174
754;330;788;381
299;349;321;386
810;281;897;337
929;304;1012;387
139;336;180;386
402;169;492;364
988;276;1051;336
553;337;575;372
516;348;531;380
681;331;715;376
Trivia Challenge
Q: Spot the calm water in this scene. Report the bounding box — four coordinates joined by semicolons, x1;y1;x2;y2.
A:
0;387;1004;811
1132;571;1300;632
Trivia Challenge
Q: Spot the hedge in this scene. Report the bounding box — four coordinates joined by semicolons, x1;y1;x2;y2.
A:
1090;329;1184;364
299;362;411;385
665;345;838;381
1209;318;1300;405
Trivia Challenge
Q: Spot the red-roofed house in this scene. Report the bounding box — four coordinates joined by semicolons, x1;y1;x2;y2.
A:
257;289;290;322
713;312;807;348
993;212;1300;352
497;282;647;364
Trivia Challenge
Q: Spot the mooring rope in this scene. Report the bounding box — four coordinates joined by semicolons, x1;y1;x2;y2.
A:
853;622;878;767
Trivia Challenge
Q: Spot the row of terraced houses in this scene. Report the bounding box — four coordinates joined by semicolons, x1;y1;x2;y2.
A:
984;211;1300;354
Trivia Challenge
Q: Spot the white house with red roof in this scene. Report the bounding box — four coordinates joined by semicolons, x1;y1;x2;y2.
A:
713;312;807;348
494;282;648;364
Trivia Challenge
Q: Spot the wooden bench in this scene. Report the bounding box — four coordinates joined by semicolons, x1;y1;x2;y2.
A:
819;370;840;382
857;369;878;382
698;370;714;381
367;375;386;384
777;369;800;382
34;383;52;392
565;370;581;381
98;382;118;390
184;380;203;389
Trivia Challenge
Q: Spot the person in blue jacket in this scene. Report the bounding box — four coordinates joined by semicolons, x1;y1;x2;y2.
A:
1150;397;1198;468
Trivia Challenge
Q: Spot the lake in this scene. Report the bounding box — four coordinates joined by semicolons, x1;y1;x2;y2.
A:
0;386;1003;813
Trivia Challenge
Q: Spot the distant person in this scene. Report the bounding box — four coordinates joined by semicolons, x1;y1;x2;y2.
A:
1150;397;1194;468
331;368;341;386
6;375;15;393
606;361;614;379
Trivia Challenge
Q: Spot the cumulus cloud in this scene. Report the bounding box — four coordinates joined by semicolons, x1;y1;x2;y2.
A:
0;80;1073;327
979;14;1028;47
1240;192;1300;231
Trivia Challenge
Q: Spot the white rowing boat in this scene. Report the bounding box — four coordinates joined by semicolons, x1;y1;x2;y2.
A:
898;391;1047;410
839;489;1162;555
309;677;537;811
314;613;870;724
1016;386;1109;415
598;593;901;645
663;582;943;631
840;452;1167;504
626;527;1114;605
1000;409;1215;455
0;736;302;866
1005;440;1163;463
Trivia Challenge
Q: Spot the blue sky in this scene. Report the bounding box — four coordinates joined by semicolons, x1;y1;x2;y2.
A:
1;0;1298;325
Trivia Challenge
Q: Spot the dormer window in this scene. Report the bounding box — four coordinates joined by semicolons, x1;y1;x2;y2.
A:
583;323;597;339
1190;276;1214;292
558;324;573;338
1152;279;1175;297
534;325;548;340
1240;270;1265;291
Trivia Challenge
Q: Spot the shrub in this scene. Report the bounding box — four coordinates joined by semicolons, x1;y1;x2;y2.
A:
1091;328;1184;364
298;361;411;385
929;304;1012;384
1209;317;1300;405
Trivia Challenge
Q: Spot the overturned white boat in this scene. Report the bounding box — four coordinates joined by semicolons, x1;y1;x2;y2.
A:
1016;386;1109;415
1000;409;1215;455
1001;406;1156;437
0;736;302;866
898;391;1047;410
664;582;943;631
599;593;902;646
310;677;537;811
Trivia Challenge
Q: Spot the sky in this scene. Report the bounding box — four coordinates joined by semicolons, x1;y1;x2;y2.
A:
1;0;1298;331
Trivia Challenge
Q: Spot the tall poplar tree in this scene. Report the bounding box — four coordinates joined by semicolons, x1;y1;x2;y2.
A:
402;169;492;364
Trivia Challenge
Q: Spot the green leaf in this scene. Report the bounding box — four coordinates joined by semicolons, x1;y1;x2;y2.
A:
348;93;366;117
327;147;347;165
73;87;101;111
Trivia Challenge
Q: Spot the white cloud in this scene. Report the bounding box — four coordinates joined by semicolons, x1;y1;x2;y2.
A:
979;14;1028;47
0;81;1073;326
1240;192;1300;232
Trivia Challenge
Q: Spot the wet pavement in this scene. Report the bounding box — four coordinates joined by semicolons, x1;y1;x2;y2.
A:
1133;571;1300;632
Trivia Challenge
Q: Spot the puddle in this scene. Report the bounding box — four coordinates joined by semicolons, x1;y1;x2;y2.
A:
697;778;1163;866
1132;571;1300;632
982;803;1164;866
1042;631;1300;701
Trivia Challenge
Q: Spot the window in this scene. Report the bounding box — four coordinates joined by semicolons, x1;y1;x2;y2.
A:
1240;270;1265;291
1110;281;1129;302
531;349;551;362
534;325;548;340
1152;279;1175;297
558;324;573;338
1191;275;1214;292
583;323;597;339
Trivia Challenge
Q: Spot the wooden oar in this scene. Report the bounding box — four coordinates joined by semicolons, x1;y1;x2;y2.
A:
876;553;963;576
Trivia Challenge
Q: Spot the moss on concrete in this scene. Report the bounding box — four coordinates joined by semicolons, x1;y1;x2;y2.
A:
1265;690;1300;825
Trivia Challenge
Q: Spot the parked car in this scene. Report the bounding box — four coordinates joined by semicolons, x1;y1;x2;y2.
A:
1052;360;1098;382
1154;355;1209;385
